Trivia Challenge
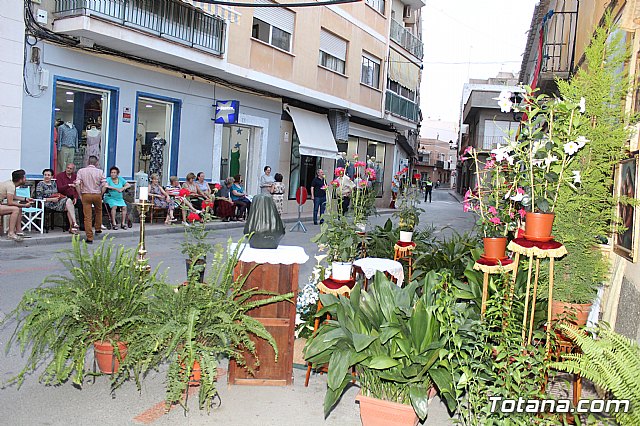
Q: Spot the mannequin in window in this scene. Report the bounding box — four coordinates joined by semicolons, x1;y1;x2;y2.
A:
53;118;63;174
149;134;167;177
336;152;347;169
84;125;101;166
57;121;78;173
230;144;241;178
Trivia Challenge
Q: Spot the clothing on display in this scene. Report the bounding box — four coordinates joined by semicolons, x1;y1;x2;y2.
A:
149;137;167;177
58;123;79;149
230;148;240;177
84;126;101;166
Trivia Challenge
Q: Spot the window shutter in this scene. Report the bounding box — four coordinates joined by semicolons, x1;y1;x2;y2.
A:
253;0;295;33
320;29;347;61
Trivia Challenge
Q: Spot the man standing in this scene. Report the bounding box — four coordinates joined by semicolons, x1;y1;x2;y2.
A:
75;156;105;243
310;169;327;225
55;163;83;230
424;177;433;203
0;169;34;241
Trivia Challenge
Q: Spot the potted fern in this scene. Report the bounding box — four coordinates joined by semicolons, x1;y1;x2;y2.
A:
3;237;155;386
123;241;294;411
304;273;447;425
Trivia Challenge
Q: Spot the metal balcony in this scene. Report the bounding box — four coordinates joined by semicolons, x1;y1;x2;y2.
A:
390;19;423;60
540;9;577;76
385;91;420;123
55;0;225;54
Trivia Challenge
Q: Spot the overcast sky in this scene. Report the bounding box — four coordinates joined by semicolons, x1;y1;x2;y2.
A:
420;0;538;127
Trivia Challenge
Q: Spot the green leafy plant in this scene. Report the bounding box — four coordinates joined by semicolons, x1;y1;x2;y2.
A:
392;168;424;231
304;273;448;421
312;211;359;263
551;15;634;304
550;323;640;425
123;240;294;412
3;237;155;387
180;210;214;281
366;218;434;261
413;229;481;282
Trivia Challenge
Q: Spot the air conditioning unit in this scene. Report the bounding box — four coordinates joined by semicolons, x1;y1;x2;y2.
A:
460;124;469;134
328;110;349;142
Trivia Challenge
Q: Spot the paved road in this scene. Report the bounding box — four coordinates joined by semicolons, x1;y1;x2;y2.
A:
0;189;472;426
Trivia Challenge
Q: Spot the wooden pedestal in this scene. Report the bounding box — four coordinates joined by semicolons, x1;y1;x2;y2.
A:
227;260;298;386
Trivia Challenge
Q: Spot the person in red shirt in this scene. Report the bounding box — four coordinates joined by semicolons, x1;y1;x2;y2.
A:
55;163;84;230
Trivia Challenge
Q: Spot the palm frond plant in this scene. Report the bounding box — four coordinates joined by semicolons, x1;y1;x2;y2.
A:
551;323;640;426
304;272;448;421
123;239;294;412
2;236;156;387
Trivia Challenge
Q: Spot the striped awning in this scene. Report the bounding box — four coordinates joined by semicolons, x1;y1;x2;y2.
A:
181;1;241;23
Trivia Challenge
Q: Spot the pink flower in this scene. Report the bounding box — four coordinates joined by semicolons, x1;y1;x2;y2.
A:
331;179;340;187
352;154;359;160
365;168;377;180
488;206;498;215
463;202;471;212
402;167;409;174
321;184;328;190
509;211;515;219
358;180;367;188
489;217;501;225
518;208;526;219
464;189;472;201
354;161;366;168
413;173;421;180
484;160;496;169
459;156;469;162
516;187;525;195
334;167;345;177
463;146;473;155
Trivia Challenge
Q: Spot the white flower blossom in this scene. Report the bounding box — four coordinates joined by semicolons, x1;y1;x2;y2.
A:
498;98;513;113
510;192;525;202
532;159;545;168
532;139;545;154
579;97;586;113
575;136;589;148
314;254;328;264
564;141;579;155
572;170;581;184
491;144;513;163
544;155;558;166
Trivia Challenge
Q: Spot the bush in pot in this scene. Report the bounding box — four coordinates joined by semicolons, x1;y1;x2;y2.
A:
393;169;424;242
304;273;448;423
312;207;360;281
2;237;155;387
122;241;294;411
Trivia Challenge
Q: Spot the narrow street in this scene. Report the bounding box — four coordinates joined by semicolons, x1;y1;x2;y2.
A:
0;190;471;426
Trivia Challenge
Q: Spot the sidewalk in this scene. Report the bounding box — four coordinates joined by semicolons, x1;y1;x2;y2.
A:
1;207;397;247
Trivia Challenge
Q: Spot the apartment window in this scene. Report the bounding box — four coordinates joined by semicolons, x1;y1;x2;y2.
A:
483;120;518;150
365;0;385;14
387;79;416;101
361;54;381;88
319;29;347;74
252;1;295;52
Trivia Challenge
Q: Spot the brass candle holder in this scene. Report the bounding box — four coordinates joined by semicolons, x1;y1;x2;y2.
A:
134;199;152;274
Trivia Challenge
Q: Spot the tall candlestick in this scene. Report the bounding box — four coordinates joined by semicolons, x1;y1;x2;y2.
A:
139;186;149;201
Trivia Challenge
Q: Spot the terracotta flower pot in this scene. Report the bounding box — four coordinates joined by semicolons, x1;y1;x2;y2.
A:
551;301;592;327
93;341;127;374
524;212;555;239
482;237;507;260
179;358;202;386
356;392;419;426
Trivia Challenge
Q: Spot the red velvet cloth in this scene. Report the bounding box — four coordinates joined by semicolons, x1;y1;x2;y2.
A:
511;237;563;250
476;257;514;267
396;241;417;248
322;277;356;290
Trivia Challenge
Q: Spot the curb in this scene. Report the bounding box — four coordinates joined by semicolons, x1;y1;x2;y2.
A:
2;208;397;247
448;190;463;203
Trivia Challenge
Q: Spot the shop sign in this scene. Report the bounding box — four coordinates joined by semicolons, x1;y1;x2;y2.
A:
122;107;131;123
213;100;240;124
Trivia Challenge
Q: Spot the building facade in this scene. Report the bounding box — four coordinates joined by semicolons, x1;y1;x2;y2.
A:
456;72;521;195
414;138;456;188
519;0;640;342
10;0;424;211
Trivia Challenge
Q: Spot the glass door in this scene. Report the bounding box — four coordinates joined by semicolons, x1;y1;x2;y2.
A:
220;124;252;185
135;97;173;184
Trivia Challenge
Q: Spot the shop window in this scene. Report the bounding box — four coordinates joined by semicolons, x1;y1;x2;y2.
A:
53;82;111;175
220;125;252;184
134;97;174;184
289;129;321;199
366;141;386;196
336;137;359;177
361;54;381;89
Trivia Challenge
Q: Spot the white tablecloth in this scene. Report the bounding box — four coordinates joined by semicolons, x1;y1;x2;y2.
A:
353;257;404;286
230;243;309;265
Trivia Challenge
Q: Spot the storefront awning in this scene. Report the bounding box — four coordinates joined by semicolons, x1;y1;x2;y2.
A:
181;1;241;23
284;105;339;159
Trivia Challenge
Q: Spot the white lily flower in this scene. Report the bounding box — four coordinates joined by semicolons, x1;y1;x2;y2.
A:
572;170;581;183
493;90;512;101
532;159;545;168
532;139;545;154
575;136;589;148
491;144;509;162
314;254;328;264
564;141;579;155
498;98;513;113
579;97;586;113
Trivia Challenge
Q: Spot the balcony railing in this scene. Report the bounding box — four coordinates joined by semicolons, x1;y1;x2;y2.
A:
55;0;225;55
390;19;423;60
385;91;419;123
541;9;577;74
481;135;510;151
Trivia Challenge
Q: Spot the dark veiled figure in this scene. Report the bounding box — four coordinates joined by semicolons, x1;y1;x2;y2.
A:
244;194;285;249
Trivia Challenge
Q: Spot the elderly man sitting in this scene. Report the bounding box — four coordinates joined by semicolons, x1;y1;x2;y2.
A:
0;169;34;242
55;163;84;230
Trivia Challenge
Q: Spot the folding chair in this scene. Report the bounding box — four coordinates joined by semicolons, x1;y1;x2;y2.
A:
16;187;45;234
